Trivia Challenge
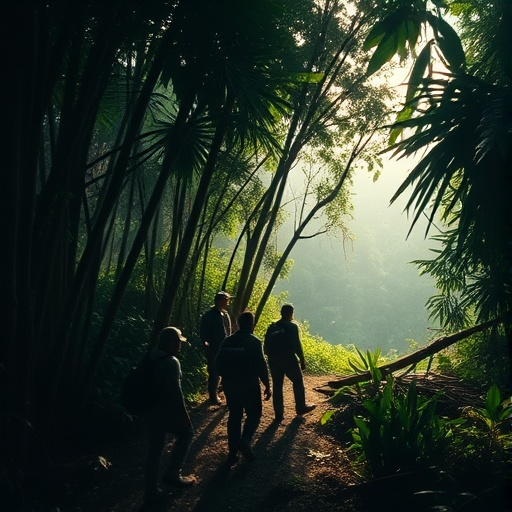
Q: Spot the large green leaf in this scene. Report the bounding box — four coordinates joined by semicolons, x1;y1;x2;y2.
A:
427;12;465;71
388;105;414;145
485;384;501;416
363;17;391;50
364;7;427;76
406;41;432;103
405;18;421;52
366;32;399;76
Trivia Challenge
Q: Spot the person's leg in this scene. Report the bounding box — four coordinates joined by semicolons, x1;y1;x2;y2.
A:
164;428;194;480
226;392;244;455
284;362;307;413
241;387;262;443
238;387;261;462
269;361;285;420
143;420;167;501
207;352;220;403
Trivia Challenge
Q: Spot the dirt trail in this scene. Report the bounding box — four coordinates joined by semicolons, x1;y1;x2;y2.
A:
74;375;359;512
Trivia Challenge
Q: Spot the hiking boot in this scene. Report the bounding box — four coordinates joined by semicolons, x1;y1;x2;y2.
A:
273;414;284;423
140;489;170;510
238;439;256;462
162;474;196;487
296;404;316;415
210;395;222;405
226;451;239;467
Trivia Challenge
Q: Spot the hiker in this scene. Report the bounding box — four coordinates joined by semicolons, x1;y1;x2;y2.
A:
215;310;271;465
264;303;316;422
142;327;196;509
199;291;233;405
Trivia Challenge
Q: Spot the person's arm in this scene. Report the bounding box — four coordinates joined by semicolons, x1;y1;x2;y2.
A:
291;323;306;370
161;357;192;429
252;337;271;400
214;340;227;377
225;312;233;336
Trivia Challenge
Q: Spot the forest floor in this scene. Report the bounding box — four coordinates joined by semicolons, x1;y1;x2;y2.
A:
47;374;366;512
26;373;510;512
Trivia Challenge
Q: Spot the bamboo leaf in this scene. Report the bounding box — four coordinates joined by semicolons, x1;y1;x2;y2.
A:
428;13;466;71
366;33;398;76
389;106;414;145
363;17;393;50
406;41;432;103
405;18;421;51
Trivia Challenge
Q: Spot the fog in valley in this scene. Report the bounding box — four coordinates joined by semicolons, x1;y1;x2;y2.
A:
274;159;440;355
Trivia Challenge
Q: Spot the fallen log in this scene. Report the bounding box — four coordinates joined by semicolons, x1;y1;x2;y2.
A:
327;312;510;389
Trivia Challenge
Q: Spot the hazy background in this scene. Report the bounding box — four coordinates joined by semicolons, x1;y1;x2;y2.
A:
275;158;440;354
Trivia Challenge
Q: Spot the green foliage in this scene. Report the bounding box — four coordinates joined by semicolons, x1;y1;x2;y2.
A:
177;343;209;401
433;330;511;390
91;270;208;408
453;0;512;83
380;0;512;343
361;3;512;379
348;347;383;385
464;384;512;447
263;250;294;280
90;313;152;407
199;251;233;304
324;373;511;489
363;1;464;77
349;378;453;478
301;331;353;376
444;384;512;481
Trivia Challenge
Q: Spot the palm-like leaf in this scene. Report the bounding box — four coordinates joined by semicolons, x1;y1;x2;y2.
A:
388;73;511;256
388;70;512;324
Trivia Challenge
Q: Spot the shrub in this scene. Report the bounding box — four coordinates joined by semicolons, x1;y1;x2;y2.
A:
349;378;454;478
301;332;353;375
447;384;512;479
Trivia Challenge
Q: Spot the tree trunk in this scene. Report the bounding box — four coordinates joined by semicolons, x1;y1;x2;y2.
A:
151;92;237;340
78;93;195;405
254;134;368;323
327;313;511;389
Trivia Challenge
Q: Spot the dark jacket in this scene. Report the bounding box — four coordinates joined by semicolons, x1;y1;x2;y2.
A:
146;349;191;433
200;307;231;354
216;330;270;388
265;319;305;366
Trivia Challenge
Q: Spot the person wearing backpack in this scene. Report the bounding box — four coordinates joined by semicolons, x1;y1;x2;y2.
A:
215;310;271;466
142;326;196;509
264;303;316;423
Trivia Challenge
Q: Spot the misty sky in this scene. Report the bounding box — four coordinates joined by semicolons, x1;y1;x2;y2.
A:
275;155;440;354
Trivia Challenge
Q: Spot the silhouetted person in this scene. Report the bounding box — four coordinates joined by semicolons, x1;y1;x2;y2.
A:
142;327;196;509
264;304;315;422
216;310;271;465
200;291;233;405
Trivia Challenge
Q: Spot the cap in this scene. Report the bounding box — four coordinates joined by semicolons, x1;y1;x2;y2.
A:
161;326;187;342
214;291;234;302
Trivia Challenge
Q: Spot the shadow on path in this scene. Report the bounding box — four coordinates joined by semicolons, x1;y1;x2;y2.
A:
190;416;305;512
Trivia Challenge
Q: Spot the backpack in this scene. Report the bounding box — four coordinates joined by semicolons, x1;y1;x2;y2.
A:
121;352;169;415
216;337;252;380
264;322;287;358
